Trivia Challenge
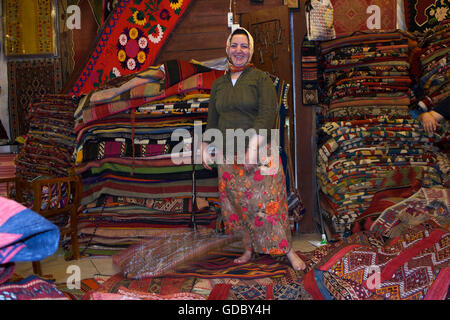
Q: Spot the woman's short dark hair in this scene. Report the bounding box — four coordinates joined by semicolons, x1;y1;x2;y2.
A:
231;28;249;40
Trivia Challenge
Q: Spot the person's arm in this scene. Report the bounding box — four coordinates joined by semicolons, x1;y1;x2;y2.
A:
433;96;450;120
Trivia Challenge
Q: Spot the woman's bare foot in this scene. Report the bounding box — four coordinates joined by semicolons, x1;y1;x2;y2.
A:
234;248;253;264
287;249;306;271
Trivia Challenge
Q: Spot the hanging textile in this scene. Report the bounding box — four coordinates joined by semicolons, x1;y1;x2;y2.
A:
69;0;193;96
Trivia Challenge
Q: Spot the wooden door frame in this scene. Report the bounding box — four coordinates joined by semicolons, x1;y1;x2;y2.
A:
291;1;316;233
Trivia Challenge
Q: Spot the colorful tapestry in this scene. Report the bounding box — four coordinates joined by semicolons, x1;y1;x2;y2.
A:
3;0;55;56
330;0;397;38
404;0;450;32
0;276;67;300
0;196;59;264
70;0;193;96
7;58;63;140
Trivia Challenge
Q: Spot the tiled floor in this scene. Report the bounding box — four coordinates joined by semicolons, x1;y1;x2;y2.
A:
14;232;323;284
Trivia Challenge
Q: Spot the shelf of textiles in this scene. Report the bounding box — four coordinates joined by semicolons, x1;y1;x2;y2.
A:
66;59;293;258
310;30;450;241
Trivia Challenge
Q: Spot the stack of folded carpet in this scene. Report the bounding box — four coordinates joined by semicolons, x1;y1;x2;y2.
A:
412;20;450;186
315;30;449;240
411;19;450;113
67;60;224;258
14;94;77;182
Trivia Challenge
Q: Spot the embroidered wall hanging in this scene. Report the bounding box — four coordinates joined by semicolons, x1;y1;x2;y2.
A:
404;0;450;33
330;0;397;38
69;0;192;96
3;0;56;56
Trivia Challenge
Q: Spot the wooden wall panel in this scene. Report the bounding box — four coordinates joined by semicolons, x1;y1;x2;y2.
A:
291;1;316;233
155;0;285;64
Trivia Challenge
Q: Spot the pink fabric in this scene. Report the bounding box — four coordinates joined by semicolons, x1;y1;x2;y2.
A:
0;233;22;247
0;244;26;264
0;196;27;226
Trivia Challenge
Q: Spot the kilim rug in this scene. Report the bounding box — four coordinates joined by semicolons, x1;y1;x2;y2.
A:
304;228;450;300
330;0;397;38
0;276;67;300
208;280;313;300
207;265;313;300
163;251;291;280
7;58;63;140
83;273;200;299
370;187;450;238
55;277;103;300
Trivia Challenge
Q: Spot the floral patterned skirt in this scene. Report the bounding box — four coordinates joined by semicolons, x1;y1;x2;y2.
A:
217;157;292;257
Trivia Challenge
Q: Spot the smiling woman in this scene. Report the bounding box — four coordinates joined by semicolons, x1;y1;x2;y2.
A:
201;27;306;271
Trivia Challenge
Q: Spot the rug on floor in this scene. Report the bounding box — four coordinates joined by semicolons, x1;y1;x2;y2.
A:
55;277;103;300
163;251;290;280
83;273;201;300
0;275;67;300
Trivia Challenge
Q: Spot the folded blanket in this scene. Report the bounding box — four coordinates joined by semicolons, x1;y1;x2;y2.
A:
0;196;59;264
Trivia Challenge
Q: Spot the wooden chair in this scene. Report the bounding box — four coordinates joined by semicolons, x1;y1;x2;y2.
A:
0;175;82;275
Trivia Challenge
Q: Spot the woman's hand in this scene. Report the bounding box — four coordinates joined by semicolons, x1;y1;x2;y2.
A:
244;134;263;171
244;147;258;171
419;111;443;134
201;142;215;170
